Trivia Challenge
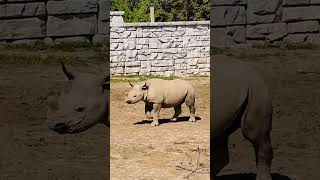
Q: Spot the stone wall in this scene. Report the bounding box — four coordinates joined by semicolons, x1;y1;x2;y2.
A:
211;0;320;47
0;0;109;45
110;11;210;77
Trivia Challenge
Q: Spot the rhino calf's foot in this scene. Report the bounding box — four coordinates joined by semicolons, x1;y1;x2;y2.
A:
146;112;153;119
188;117;196;122
171;118;177;121
151;121;159;126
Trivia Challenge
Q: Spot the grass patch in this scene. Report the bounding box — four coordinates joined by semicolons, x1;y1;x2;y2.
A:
252;42;319;50
0;53;79;65
0;41;105;52
210;46;224;55
111;75;179;83
0;42;108;66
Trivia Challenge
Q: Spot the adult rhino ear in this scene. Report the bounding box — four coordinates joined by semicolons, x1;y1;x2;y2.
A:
60;61;75;80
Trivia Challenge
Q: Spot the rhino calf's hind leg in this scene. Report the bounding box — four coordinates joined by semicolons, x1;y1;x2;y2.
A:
151;103;161;126
171;105;182;121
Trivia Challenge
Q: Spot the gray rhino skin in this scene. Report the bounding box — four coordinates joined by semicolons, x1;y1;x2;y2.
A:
126;79;196;126
213;55;273;180
46;62;109;134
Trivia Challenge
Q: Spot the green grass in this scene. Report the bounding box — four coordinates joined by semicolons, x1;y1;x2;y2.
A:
0;41;105;52
252;42;319;50
0;42;108;65
111;75;179;83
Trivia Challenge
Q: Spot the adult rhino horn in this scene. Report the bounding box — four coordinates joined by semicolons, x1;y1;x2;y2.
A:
60;61;75;80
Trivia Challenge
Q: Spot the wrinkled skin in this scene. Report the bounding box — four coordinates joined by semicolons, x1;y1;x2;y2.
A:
46;63;109;134
126;79;196;126
213;55;273;180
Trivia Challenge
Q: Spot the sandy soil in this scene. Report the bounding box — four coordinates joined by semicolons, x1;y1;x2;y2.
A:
110;77;210;180
1;47;320;180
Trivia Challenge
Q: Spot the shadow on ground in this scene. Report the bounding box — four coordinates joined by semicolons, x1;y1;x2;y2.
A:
217;173;292;180
133;116;202;125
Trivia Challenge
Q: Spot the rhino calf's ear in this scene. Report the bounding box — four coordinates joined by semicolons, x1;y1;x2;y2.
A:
128;80;134;87
61;61;75;80
142;82;148;90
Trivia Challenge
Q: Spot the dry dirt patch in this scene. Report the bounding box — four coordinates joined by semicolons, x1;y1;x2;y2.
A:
110;77;210;180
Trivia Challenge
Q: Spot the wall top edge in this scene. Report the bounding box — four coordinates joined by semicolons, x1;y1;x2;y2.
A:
110;11;125;16
124;21;210;27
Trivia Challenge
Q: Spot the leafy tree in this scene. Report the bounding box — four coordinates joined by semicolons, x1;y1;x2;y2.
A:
111;0;209;22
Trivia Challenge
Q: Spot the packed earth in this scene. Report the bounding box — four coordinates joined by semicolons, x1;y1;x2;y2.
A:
0;45;319;179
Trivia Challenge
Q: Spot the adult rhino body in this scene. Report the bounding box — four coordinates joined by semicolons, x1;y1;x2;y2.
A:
213;55;273;180
126;79;196;126
46;62;110;134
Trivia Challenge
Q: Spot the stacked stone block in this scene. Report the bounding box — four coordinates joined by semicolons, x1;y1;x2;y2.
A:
110;12;210;77
0;0;109;44
211;0;320;47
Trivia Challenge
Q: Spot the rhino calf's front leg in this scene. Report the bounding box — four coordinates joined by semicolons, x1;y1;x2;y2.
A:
145;103;153;119
151;103;161;126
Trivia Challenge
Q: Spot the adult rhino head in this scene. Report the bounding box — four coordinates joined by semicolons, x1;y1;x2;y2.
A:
46;62;109;134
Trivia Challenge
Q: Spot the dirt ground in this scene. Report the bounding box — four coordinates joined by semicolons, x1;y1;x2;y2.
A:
110;77;210;180
0;45;320;180
216;47;320;180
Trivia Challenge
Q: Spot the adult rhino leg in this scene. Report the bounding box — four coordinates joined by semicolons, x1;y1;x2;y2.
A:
215;136;230;175
151;103;161;126
185;94;196;122
241;104;273;180
145;103;153;119
171;104;182;121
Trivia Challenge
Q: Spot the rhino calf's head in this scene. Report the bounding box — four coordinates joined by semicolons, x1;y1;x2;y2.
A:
46;62;109;134
125;81;147;104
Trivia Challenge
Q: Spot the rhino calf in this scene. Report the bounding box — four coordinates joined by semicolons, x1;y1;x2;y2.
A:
126;79;196;126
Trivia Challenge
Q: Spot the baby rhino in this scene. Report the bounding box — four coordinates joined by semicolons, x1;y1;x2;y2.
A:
126;79;196;126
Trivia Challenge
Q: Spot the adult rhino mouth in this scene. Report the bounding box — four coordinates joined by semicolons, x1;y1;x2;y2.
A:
49;122;72;134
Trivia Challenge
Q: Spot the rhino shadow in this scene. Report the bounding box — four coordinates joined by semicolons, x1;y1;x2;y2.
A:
217;173;292;180
133;116;201;125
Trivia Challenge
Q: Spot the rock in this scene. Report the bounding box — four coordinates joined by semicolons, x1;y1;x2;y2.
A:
311;0;320;4
212;0;247;5
98;21;109;35
283;34;309;43
1;2;45;18
306;34;320;44
47;0;98;15
99;0;110;21
212;6;246;26
54;36;90;44
287;21;319;34
283;6;320;22
283;0;309;6
47;14;97;37
212;26;245;47
110;11;124;27
44;37;53;45
246;23;287;42
247;0;282;24
92;35;108;45
11;39;41;45
0;18;45;40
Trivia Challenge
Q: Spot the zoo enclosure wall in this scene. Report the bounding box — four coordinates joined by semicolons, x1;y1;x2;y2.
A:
0;0;109;45
211;0;320;47
110;11;210;77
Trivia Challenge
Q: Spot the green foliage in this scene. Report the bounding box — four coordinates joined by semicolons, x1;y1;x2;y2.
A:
111;0;209;22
